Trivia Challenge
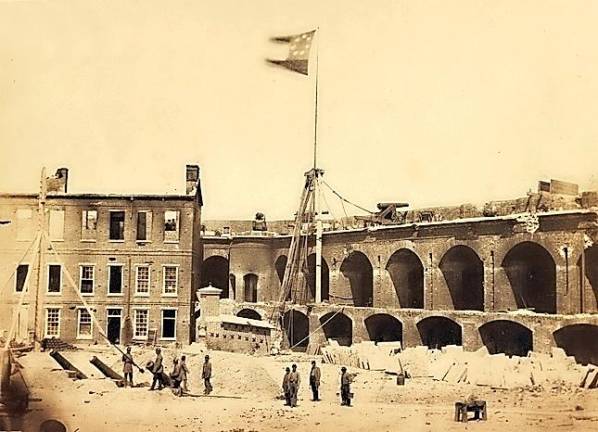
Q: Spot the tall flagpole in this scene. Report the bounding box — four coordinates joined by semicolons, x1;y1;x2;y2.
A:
314;29;323;304
32;168;47;349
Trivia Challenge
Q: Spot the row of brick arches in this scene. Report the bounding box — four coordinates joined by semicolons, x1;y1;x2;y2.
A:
202;243;598;313
235;308;598;365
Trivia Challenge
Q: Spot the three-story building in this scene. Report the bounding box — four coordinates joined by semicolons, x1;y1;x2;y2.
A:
0;165;203;345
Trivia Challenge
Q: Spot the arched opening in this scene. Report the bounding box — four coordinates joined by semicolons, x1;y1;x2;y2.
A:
578;245;598;308
283;309;310;351
439;246;484;311
554;324;598;365
417;316;462;349
275;255;291;301
340;251;373;307
502;242;556;314
364;314;403;343
305;254;330;302
479;320;533;357
237;308;261;321
243;274;258;303
386;249;424;308
275;255;288;285
201;256;230;298
320;312;352;346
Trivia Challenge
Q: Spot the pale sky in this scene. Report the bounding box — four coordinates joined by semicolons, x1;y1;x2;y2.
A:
1;0;598;220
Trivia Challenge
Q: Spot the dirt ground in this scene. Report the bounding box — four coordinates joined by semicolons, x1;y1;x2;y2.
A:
6;346;598;432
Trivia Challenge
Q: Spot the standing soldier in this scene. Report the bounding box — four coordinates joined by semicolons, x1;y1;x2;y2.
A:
122;346;134;388
282;367;291;406
202;355;213;395
180;355;189;394
340;366;352;406
149;347;164;391
170;358;182;396
288;364;301;408
309;360;321;401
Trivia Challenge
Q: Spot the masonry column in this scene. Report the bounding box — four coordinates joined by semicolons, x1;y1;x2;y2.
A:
483;251;496;312
402;315;422;348
425;253;436;310
307;312;326;348
533;322;554;354
376;267;397;308
461;320;483;351
352;312;368;343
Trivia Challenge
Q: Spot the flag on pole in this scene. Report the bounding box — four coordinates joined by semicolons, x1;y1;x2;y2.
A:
267;30;316;75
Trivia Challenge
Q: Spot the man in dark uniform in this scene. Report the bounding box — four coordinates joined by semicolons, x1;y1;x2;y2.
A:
282;367;291;406
149;347;164;391
309;360;321;401
340;366;352;406
288;364;300;407
122;346;134;387
202;355;213;395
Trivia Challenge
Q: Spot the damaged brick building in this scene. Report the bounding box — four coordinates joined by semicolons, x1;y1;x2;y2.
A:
201;179;598;365
0;165;203;346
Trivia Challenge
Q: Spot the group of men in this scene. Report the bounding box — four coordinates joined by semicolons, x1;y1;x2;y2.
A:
121;347;213;396
282;361;353;407
122;347;353;405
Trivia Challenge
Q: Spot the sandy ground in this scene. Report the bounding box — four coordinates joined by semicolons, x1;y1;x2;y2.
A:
5;346;598;432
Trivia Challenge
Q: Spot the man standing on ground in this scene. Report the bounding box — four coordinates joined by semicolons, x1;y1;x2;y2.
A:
202;355;213;395
170;358;183;396
340;366;352;406
288;364;300;407
149;347;164;391
309;360;321;401
122;346;134;388
180;355;189;394
282;367;291;406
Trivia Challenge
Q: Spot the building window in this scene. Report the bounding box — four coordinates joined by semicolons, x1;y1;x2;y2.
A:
81;210;97;241
108;265;123;295
45;308;60;337
135;266;150;295
161;309;177;339
49;209;65;241
15;264;29;293
47;265;61;293
136;210;152;241
16;208;33;241
134;309;149;339
164;210;179;243
163;266;178;295
79;265;94;295
77;309;93;339
109;211;125;241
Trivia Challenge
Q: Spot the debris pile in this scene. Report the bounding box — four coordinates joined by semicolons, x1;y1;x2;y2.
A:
321;342;598;390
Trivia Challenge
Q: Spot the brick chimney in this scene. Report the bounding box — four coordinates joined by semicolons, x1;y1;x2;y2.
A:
186;164;200;195
47;168;69;194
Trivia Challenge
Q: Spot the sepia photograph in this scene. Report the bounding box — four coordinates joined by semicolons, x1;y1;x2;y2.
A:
1;1;597;431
